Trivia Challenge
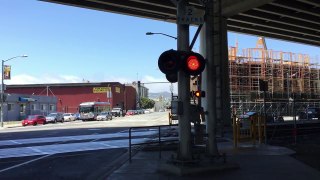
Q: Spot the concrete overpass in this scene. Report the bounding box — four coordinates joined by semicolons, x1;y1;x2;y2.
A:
41;0;320;46
40;0;320;160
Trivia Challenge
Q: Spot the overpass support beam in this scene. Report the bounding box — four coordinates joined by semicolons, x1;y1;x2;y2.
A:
203;0;231;156
222;0;276;17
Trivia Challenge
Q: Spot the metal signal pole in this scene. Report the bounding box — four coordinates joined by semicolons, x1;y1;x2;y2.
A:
177;0;192;160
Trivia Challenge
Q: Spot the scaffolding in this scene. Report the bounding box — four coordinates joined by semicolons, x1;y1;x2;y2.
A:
229;39;320;116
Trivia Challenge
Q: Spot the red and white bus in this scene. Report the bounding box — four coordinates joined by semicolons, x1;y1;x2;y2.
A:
79;102;111;121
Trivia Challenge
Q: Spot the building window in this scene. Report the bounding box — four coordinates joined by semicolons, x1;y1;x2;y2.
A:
31;104;36;111
49;104;55;111
8;104;14;111
20;104;26;113
40;104;47;111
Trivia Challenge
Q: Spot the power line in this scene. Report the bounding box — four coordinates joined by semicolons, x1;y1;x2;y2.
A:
142;82;173;84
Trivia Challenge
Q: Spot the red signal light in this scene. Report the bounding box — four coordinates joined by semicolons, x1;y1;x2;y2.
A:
194;90;201;97
186;56;200;71
183;52;206;76
158;50;205;82
191;90;205;98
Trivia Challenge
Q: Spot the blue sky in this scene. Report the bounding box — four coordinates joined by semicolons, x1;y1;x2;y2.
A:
1;0;319;93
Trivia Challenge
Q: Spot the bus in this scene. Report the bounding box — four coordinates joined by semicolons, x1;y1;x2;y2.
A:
79;102;111;121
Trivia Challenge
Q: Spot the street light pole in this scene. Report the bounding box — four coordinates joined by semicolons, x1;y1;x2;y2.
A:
1;55;28;127
146;32;177;40
1;60;4;128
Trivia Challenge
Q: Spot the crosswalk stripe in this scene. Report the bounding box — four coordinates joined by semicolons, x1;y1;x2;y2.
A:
0;130;157;147
0;128;178;159
0;138;148;159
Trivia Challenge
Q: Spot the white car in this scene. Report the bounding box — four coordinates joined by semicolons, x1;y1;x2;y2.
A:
46;112;64;123
96;112;113;121
63;113;76;121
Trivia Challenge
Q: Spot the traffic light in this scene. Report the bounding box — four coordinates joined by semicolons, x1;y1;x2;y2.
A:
194;90;201;98
158;50;181;74
158;49;181;83
191;90;205;98
158;49;206;82
182;52;206;76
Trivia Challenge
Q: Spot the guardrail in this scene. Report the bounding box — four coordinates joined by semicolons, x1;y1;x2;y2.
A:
129;124;178;163
267;120;320;143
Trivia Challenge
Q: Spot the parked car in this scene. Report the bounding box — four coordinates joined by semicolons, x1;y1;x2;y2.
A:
111;107;123;117
22;115;46;126
63;113;76;121
96;111;113;121
74;113;81;120
136;109;144;114
126;110;135;116
298;107;320;120
46;112;64;123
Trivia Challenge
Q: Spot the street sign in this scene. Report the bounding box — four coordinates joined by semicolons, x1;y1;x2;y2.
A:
177;6;205;25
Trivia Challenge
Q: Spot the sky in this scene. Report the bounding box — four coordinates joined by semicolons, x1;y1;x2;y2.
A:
1;0;319;93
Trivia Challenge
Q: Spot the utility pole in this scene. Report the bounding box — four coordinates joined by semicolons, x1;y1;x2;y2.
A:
138;81;141;109
177;0;192;160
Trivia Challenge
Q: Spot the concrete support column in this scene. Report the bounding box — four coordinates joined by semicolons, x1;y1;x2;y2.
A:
177;0;192;160
200;24;207;112
220;17;231;131
205;0;218;156
205;0;230;156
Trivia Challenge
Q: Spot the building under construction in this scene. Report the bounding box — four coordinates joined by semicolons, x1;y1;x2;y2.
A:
228;38;320;116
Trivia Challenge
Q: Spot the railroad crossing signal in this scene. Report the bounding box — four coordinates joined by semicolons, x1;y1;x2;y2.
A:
158;49;206;82
191;90;205;98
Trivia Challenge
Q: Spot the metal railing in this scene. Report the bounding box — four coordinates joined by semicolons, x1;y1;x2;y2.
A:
128;124;178;163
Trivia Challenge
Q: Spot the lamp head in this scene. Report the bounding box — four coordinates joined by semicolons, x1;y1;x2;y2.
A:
146;32;154;35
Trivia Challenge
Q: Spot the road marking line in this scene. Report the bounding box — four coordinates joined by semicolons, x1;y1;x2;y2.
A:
0;131;156;147
96;142;118;148
0;154;52;173
118;130;127;133
27;147;46;154
90;139;100;142
10;140;21;144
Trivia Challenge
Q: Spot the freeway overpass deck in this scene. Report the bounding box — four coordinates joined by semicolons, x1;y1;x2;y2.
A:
41;0;320;46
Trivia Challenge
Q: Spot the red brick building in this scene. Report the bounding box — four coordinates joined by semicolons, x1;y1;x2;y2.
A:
5;82;137;113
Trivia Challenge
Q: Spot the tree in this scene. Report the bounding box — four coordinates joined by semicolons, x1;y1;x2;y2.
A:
141;97;155;109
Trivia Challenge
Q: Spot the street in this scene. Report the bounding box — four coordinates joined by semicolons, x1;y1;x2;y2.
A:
0;112;169;179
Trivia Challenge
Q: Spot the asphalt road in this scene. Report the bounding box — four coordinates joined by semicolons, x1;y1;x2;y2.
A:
0;112;169;180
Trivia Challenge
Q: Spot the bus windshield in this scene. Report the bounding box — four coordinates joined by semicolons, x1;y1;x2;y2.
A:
79;106;94;113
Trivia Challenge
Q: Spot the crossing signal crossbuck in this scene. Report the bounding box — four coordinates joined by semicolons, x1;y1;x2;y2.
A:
158;49;206;83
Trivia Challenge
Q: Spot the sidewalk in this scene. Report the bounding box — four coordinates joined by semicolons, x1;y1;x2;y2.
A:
108;138;320;180
0;121;21;129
